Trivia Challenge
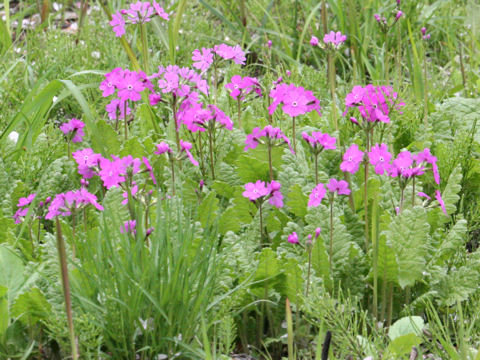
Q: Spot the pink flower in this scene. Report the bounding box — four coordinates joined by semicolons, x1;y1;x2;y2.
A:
395;10;403;20
244;127;263;151
267;40;272;48
435;190;447;216
323;31;347;47
310;36;319;46
340;144;364;174
192;47;214;72
106;98;131;120
389;151;413;178
73;148;102;178
17;193;36;207
120;220;136;234
315;227;321;238
225;75;261;100
98;158;126;189
242;180;269;201
287;232;299;244
180;140;199;166
368;143;392;175
308;183;326;207
110;11;126;37
417;192;431;200
122;184;138;205
45;189;103;220
209;105;234;130
282;85;320;117
244;125;294;154
152;0;169;20
117;70;146;102
327;179;350;195
123;1;154;24
142;157;157;184
267;180;283;208
154;142;173;155
60;118;85;143
213;44;246;65
302;131;336;151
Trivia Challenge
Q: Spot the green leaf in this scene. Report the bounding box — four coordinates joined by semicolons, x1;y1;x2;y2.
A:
311;237;331;290
119;137;148;158
387;334;422;356
441;165;462;216
218;207;241;235
11;288;51;326
286;184;308;218
236;154;269;183
253;248;282;286
384;207;430;288
283;258;303;306
377;213;398;284
197;191;219;228
95;120;121;156
0;246;25;303
435;219;467;262
0;285;7;338
389;316;425;340
433;266;480;306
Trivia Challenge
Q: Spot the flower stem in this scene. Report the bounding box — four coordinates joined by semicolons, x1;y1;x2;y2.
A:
423;46;428;128
267;142;273;181
292;116;296;154
71;211;76;259
170;159;176;196
412;177;415;207
172;97;180;152
55;218;79;360
124;100;128;140
208;127;216;180
306;246;312;297
328;52;338;132
139;23;149;72
237;97;242;129
259;203;263;245
364;129;370;252
314;152;319;184
329;201;334;275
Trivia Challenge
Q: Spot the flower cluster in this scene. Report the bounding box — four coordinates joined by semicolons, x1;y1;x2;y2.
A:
269;83;321;117
302;131;336;153
60;118;85;143
177;101;233;132
421;27;431;40
308;179;351;207
287;227;321;245
45;189;104;220
13;193;36;224
225;75;262;100
242;180;283;208
323;31;347;48
244;125;294;153
344;85;404;125
191;43;246;72
110;0;169;37
152;65;208;97
154;140;199;166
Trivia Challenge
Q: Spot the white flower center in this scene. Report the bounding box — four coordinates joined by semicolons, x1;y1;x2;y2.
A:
379;156;384;161
348;156;352;161
108;82;112;87
127;84;133;90
292;101;298;107
234;84;238;89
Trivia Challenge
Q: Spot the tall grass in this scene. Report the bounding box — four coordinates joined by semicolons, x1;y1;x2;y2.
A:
71;197;219;358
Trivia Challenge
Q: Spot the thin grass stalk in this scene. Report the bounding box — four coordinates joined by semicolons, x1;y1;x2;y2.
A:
3;0;10;36
140;23;149;72
329;201;334;275
328;53;338;132
423;46;428;127
76;0;89;44
170;159;175;195
286;298;294;360
55;218;79;360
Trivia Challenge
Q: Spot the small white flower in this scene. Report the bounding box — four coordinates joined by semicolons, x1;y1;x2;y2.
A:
91;51;100;59
53;96;58;103
8;131;19;144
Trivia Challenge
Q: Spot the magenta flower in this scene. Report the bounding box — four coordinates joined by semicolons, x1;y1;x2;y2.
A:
142;157;157;184
18;193;36;207
110;11;126;37
13;193;36;224
389;151;413;178
414;148;440;185
122;1;154;24
315;227;321;238
267;180;284;208
302;131;336;151
192;47;214;72
287;232;299;244
327;179;351;195
120;220;137;234
106;98;131;120
323;31;347;47
308;183;326;207
244;127;263;151
310;36;319;46
73;148;102;179
60;118;85;143
213;44;246;65
435;190;448;216
225;75;261;100
368;143;392;175
209;105;234;130
154;142;173;155
340;144;364;174
45;189;103;220
417;192;431;200
98;158;126;189
267;40;272;48
122;184;138;205
395;10;403;20
152;0;169;20
180;140;199;166
242;180;269;201
244;125;294;154
117;70;146;102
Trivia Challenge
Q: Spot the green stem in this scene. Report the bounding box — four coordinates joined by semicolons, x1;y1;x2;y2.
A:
364;129;370;252
387;283;394;327
328;52;338;132
268;143;273;181
55;218;79;360
329;201;334;276
423;47;428;127
237;97;242;129
306;246;312;297
314;152;319;184
208;127;216;180
4;0;10;36
172;97;180;152
170;159;176;196
124;100;128;140
139;23;149;72
259;203;263;245
372;195;380;321
412;177;415;207
292;117;296;154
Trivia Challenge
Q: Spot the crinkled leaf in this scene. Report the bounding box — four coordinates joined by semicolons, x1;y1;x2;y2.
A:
286;184;308;218
11;288;51;326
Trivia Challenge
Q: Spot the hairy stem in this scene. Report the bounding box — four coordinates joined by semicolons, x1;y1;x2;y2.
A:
306;246;312;297
208;127;216;180
329;201;334;275
314;152;319;184
55;218;79;360
139;23;149;72
364;129;370;252
170;159;176;196
268;143;273;181
292;116;296;154
237;97;242;129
